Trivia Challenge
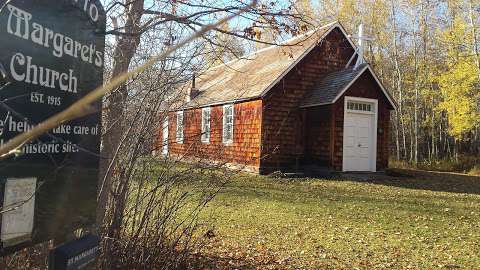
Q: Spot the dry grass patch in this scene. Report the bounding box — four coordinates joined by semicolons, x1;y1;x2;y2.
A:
189;170;480;269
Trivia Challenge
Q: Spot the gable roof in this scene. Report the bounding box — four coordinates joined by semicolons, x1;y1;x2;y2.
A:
300;64;397;109
181;21;354;109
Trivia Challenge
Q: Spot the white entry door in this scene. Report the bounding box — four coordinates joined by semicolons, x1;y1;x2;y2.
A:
342;97;377;172
162;118;169;155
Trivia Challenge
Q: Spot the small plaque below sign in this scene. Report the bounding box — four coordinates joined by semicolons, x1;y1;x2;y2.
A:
49;234;100;270
1;177;36;247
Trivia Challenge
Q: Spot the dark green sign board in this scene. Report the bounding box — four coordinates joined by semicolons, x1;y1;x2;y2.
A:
48;234;100;270
0;0;105;254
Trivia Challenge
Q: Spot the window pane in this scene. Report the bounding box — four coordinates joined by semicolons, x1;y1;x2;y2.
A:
176;111;183;142
226;125;232;139
347;101;373;112
202;108;210;141
223;104;234;143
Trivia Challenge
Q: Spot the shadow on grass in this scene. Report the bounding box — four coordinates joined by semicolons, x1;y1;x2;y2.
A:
336;168;480;195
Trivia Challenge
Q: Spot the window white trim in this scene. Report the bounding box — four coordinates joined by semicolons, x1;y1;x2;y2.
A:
176;111;184;144
222;104;234;144
162;116;169;155
201;107;211;143
342;96;378;172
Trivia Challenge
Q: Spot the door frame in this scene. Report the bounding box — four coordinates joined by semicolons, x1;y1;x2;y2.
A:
342;96;378;172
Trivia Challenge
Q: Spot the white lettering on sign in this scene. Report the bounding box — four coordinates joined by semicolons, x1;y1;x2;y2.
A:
0;115;100;155
0;138;80;154
2;116;98;136
1;177;36;247
6;4;104;68
67;246;99;266
74;0;100;22
10;52;78;93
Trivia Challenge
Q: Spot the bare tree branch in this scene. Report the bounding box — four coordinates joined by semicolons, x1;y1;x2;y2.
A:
0;0;258;158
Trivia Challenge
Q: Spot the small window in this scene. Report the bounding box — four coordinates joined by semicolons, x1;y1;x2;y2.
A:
201;107;211;143
222;104;234;144
176;111;184;143
347;101;373;112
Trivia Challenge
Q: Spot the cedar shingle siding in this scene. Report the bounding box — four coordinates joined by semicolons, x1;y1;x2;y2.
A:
157;23;396;174
260;28;355;173
165;100;262;172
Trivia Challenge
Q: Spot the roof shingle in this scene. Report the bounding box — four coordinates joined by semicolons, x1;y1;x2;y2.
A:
300;64;368;108
181;22;338;109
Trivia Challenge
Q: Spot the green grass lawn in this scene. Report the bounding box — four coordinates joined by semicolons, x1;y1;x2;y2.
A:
190;169;480;269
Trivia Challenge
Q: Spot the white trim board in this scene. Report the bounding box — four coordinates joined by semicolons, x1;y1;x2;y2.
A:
162;117;169;155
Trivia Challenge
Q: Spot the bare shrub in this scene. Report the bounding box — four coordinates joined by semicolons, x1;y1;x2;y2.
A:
101;157;227;269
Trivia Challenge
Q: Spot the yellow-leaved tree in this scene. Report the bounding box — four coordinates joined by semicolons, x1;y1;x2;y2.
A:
437;18;480;138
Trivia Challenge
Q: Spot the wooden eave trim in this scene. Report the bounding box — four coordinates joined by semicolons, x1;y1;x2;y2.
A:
299;102;332;108
171;96;260;112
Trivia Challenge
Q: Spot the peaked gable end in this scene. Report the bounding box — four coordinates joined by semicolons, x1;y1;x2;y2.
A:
300;64;397;110
260;23;357;98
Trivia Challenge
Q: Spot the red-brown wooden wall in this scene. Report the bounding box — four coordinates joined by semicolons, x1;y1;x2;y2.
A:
260;27;355;173
159;99;263;172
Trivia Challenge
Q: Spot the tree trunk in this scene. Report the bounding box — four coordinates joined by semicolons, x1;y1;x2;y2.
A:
97;0;145;231
391;0;404;160
469;0;480;78
412;13;419;165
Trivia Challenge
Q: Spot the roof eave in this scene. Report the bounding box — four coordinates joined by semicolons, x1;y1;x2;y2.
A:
172;96;261;112
299;102;333;108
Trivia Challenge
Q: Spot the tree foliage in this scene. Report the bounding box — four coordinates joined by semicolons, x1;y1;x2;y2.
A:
303;0;480;162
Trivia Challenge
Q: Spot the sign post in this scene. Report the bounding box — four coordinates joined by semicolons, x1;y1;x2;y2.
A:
0;0;105;255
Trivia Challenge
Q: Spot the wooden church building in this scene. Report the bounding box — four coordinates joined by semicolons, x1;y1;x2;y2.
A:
157;22;396;174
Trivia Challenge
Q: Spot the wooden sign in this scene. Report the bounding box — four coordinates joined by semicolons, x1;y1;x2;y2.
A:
0;0;105;254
